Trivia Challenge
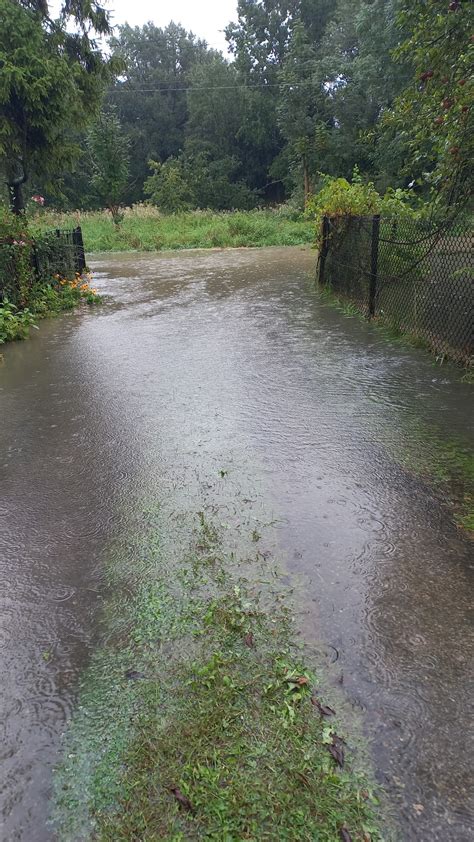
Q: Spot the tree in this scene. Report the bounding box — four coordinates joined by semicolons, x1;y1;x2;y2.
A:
278;20;327;202
381;0;473;205
0;0;115;213
87;108;130;222
312;0;409;189
108;22;211;203
144;158;194;213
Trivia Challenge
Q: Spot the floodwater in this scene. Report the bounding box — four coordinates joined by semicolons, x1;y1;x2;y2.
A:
0;247;472;841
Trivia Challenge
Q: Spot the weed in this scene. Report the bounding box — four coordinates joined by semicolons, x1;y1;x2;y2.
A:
0;299;37;343
30;206;315;253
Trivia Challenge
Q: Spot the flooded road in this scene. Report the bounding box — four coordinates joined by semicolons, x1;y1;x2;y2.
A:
0;247;472;841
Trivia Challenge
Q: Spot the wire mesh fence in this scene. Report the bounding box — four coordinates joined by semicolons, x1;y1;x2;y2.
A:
0;226;86;307
318;214;473;366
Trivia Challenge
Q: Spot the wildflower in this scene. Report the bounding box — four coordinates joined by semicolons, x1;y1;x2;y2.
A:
80;283;89;291
31;194;45;206
91;289;98;295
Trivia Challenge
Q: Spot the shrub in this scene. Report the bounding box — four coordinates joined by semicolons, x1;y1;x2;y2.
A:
144;159;194;213
0;207;34;306
0;300;36;343
306;168;420;224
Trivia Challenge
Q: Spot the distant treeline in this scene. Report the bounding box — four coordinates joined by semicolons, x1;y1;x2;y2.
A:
30;0;473;212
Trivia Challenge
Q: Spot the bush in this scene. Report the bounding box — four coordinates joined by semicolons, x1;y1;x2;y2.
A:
0;207;101;345
0;207;34;306
0;300;36;343
306;168;420;224
144;159;194;214
144;153;257;213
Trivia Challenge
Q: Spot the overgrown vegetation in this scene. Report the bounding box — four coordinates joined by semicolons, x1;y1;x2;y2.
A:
54;491;382;841
0;208;101;343
30;206;315;252
305;168;422;231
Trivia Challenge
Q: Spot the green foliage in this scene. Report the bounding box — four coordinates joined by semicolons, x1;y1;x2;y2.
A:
30;206;314;251
10;0;470;215
87;108;130;224
306;169;419;222
0;299;36;343
108;22;211;205
0;208;100;344
382;0;473;204
0;0;115;213
144;159;194;214
144;152;257;213
0;276;101;345
0;207;32;304
277;21;324;200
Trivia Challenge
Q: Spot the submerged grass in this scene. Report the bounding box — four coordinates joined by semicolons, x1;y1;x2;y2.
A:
318;286;473;535
383;421;474;536
53;495;381;841
318;286;472;368
30;206;315;253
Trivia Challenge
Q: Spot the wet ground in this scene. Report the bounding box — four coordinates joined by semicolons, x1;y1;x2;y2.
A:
0;247;472;841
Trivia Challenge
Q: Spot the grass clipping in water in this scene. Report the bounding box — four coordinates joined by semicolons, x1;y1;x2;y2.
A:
54;505;380;841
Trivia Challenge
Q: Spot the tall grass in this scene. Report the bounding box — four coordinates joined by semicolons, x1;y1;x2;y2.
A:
30;205;315;252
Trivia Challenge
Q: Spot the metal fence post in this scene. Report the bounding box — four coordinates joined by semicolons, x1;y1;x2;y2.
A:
318;216;330;285
368;214;380;318
72;226;86;273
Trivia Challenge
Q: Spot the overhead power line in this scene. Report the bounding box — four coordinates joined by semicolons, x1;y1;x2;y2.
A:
110;80;324;93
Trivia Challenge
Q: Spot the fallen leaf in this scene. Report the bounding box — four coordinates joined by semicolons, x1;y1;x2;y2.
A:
327;735;346;768
296;770;311;788
170;787;194;813
413;803;425;815
244;632;255;648
311;697;335;717
339;827;352;842
125;669;146;681
328;744;345;767
296;676;310;686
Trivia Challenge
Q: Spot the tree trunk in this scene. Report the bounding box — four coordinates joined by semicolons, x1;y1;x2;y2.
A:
8;180;26;216
302;155;311;204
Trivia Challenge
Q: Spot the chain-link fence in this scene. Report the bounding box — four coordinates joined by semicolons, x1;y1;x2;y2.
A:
318;215;473;366
0;226;86;307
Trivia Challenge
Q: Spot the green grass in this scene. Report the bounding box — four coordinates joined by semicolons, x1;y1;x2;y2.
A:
0;279;101;346
53;496;381;841
30;205;315;253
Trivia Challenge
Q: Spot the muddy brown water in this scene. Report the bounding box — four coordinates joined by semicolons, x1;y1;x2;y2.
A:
0;247;473;841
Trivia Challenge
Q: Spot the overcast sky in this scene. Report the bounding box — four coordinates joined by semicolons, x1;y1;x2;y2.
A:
103;0;238;53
